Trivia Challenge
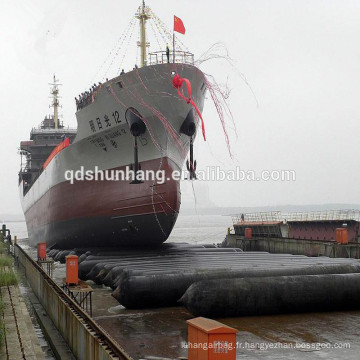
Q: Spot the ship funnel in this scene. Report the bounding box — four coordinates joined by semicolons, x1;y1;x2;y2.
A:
125;108;146;136
180;109;196;137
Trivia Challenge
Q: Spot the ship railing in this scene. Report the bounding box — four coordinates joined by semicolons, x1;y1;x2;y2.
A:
19;166;37;173
31;127;77;135
231;209;360;226
231;211;282;225
148;51;194;66
19;166;43;194
20;141;34;146
284;209;360;222
19;167;41;181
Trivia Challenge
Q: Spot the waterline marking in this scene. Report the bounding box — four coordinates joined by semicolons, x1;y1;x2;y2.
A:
64;166;296;185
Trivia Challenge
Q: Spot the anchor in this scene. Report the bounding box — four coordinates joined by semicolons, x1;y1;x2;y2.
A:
131;135;143;184
125;107;146;184
180;110;197;180
186;136;197;180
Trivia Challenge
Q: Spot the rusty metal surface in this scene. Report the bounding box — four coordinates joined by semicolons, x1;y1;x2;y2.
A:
14;243;133;360
226;235;360;259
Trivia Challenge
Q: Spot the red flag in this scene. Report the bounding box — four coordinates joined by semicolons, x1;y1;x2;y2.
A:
174;15;185;34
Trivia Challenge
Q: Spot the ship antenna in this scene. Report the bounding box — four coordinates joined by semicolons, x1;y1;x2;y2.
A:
49;74;62;129
136;0;151;67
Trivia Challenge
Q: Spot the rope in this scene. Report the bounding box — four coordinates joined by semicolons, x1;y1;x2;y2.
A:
88;5;192;85
150;10;189;52
149;19;163;54
136;22;140;66
89;15;135;86
117;19;137;74
150;15;170;48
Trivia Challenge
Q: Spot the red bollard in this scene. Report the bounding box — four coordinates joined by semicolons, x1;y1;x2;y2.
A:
37;242;47;261
187;317;237;360
336;228;348;245
66;255;79;286
245;227;252;239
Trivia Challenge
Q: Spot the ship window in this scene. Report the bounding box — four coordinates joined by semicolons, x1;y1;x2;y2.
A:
117;81;123;89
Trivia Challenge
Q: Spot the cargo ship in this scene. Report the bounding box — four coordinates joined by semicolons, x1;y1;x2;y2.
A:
18;1;206;248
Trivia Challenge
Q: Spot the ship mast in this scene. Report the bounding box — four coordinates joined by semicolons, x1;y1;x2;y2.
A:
136;0;151;67
49;75;62;129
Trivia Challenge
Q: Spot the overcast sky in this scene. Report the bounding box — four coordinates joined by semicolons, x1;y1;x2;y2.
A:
1;0;359;214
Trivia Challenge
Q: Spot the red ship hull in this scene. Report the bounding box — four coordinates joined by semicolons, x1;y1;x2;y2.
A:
24;157;180;248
